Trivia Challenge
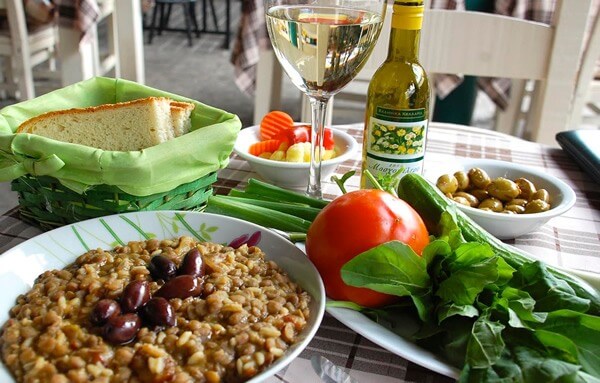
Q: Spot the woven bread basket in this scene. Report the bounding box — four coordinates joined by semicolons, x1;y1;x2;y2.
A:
0;78;241;230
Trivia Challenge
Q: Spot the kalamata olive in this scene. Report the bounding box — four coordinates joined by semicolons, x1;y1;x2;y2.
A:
525;199;551;214
504;204;525;214
514;178;537;200
436;174;458;194
90;299;121;326
178;248;205;277
487;177;520;202
531;189;550;203
452;196;471;206
454;192;479;207
148;255;177;281
479;197;504;212
454;171;470;191
140;297;176;327
103;313;141;344
121;280;150;313
155;275;203;300
470;189;489;202
468;168;492;189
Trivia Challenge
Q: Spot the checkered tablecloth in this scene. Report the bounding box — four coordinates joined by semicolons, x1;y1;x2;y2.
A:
1;122;599;382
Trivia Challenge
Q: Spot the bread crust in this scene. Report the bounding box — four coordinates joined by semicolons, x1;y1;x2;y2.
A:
17;97;173;133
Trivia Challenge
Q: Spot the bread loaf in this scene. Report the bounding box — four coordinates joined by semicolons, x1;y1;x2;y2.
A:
17;97;195;151
170;101;195;137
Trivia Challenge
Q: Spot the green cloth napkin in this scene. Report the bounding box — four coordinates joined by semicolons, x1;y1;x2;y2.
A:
0;77;242;196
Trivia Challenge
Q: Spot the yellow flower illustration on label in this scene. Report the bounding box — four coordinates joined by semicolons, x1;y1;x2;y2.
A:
370;123;425;155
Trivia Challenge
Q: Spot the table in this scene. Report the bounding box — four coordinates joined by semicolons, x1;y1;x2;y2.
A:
1;122;599;382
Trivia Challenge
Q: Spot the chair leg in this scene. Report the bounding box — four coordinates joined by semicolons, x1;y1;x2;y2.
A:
190;1;200;37
158;3;167;35
148;3;159;43
182;3;194;46
202;0;208;31
164;3;173;28
208;0;219;31
224;0;231;49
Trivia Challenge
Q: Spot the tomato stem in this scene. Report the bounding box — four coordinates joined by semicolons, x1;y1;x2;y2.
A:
331;170;356;194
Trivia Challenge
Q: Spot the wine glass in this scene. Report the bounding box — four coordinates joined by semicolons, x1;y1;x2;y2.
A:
265;0;386;198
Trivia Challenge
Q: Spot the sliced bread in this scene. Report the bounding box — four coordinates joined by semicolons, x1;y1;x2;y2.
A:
170;101;195;137
17;97;174;151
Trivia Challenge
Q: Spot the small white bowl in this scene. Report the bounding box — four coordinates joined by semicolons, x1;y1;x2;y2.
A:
233;124;358;188
433;158;576;240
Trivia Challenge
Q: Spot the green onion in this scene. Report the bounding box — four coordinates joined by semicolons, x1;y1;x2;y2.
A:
205;195;312;233
245;179;329;209
218;195;320;221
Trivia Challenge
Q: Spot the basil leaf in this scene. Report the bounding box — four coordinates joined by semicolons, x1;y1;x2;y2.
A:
341;240;431;297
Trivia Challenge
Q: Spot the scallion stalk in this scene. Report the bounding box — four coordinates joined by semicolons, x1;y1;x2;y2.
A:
245;179;329;209
217;195;320;221
205;195;312;233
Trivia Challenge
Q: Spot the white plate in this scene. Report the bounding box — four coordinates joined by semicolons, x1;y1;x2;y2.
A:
0;211;326;383
327;306;461;378
310;243;600;380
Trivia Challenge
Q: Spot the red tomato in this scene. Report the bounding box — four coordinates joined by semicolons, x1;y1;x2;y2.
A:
305;189;429;308
275;126;310;145
318;127;335;150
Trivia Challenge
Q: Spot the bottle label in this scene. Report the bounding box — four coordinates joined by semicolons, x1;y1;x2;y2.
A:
364;107;428;183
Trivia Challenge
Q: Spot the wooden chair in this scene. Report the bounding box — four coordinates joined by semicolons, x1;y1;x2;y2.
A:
0;0;59;100
256;0;592;145
569;8;600;128
92;0;119;77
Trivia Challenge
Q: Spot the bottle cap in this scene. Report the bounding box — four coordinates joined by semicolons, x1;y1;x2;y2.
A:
392;2;424;30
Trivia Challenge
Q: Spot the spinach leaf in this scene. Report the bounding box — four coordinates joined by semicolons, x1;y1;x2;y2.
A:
491;287;548;329
466;316;505;368
438;210;466;250
513;346;582;382
511;262;591;313
459;349;523;383
438;303;479;324
437;253;499;305
534;310;600;378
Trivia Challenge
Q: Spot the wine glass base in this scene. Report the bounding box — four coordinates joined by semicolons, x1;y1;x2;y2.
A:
306;185;322;199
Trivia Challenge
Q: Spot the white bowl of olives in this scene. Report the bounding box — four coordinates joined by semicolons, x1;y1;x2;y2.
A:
434;159;576;239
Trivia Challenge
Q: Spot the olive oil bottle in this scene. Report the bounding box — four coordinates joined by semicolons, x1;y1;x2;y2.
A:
361;1;430;188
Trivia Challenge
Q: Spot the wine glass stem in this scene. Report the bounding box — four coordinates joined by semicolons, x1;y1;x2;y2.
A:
307;96;330;199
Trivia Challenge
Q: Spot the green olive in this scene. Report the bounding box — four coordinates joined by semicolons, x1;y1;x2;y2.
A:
514;178;537;200
445;192;453;199
501;210;517;214
454;192;479;207
487;177;520;202
506;198;528;207
453;196;471;206
478;197;504;212
525;199;550;214
437;174;459;194
468;168;492;189
454;171;470;191
504;204;525;214
531;189;550;203
470;189;489;202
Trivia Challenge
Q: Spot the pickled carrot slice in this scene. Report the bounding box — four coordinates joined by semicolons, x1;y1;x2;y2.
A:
249;139;282;157
260;111;294;141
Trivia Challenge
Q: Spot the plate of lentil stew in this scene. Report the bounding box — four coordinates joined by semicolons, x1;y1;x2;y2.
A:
0;211;325;382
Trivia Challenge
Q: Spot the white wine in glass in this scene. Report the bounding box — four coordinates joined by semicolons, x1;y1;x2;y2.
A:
265;1;386;197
